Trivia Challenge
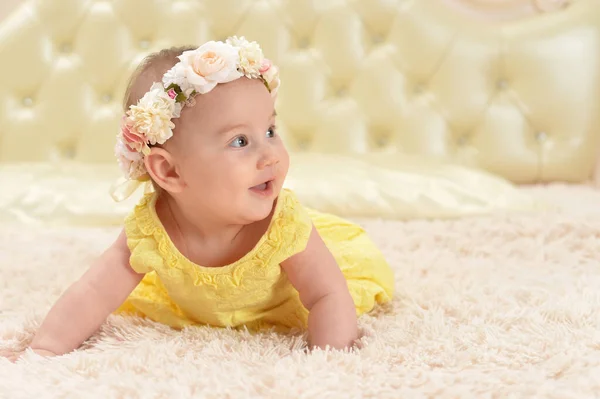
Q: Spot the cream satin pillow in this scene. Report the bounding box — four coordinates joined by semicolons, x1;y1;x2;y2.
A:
286;154;546;219
0;154;545;226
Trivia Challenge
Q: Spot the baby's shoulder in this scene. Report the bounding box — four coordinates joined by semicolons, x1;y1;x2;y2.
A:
264;189;313;258
275;188;304;215
272;188;311;227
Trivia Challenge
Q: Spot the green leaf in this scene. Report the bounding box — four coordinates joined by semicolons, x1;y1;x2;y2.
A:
166;83;182;93
261;77;271;92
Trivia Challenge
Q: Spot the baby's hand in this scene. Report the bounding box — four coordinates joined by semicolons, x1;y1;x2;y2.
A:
280;226;359;350
0;349;21;363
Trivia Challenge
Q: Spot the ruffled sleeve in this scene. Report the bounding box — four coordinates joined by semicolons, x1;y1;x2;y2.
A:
255;189;314;266
123;194;164;274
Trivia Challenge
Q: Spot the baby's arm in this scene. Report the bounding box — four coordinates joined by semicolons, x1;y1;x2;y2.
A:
280;226;358;350
28;229;144;357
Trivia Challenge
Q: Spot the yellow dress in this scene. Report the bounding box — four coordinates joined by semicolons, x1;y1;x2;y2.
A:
116;188;394;331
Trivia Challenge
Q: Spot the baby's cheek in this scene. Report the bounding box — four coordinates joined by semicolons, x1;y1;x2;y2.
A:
279;147;290;176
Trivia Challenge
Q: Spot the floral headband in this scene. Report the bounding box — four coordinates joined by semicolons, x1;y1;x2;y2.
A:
110;36;280;201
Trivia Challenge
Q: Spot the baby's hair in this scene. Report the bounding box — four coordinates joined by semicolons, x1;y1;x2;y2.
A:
123;45;197;111
122;45;196;193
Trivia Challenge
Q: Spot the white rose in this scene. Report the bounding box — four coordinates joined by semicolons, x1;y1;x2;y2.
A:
128;83;176;146
227;36;264;78
178;41;243;94
162;63;193;94
226;36;250;48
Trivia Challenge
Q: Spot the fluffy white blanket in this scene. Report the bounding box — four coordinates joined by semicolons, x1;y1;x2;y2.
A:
1;184;599;398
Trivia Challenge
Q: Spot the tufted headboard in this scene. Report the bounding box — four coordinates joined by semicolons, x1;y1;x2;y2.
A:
0;0;599;184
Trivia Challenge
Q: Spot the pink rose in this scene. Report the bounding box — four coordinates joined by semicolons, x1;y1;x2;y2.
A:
114;138;146;180
262;64;280;97
167;88;177;99
259;59;272;74
121;118;146;152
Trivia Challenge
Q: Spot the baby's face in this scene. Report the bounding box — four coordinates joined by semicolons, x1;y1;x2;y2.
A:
167;77;288;224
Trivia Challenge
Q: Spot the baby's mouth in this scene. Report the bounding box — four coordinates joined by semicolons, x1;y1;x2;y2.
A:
250;180;274;194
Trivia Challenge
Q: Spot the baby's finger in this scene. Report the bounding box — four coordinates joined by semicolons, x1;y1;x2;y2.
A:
0;349;21;363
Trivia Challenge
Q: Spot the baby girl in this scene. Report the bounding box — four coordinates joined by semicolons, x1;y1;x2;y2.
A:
6;37;394;359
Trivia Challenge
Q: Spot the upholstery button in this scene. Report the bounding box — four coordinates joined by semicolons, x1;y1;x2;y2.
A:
457;135;469;146
60;43;72;53
336;87;348;97
297;137;310;150
535;131;548;142
55;140;77;159
497;79;509;90
372;34;384;44
139;39;151;49
102;94;113;103
22;97;33;107
414;83;426;95
297;37;310;49
376;136;389;147
63;145;76;159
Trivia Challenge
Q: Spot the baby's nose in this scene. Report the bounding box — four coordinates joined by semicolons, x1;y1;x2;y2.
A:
258;153;278;169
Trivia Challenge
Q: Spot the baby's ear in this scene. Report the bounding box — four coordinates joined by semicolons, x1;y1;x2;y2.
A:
144;147;184;193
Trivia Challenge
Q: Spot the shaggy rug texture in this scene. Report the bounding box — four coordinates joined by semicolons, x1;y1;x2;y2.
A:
1;183;600;398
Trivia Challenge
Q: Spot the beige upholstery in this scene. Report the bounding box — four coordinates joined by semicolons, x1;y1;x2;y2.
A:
0;0;597;224
0;0;599;184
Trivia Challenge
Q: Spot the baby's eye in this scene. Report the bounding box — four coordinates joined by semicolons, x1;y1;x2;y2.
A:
229;136;249;148
266;126;277;138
